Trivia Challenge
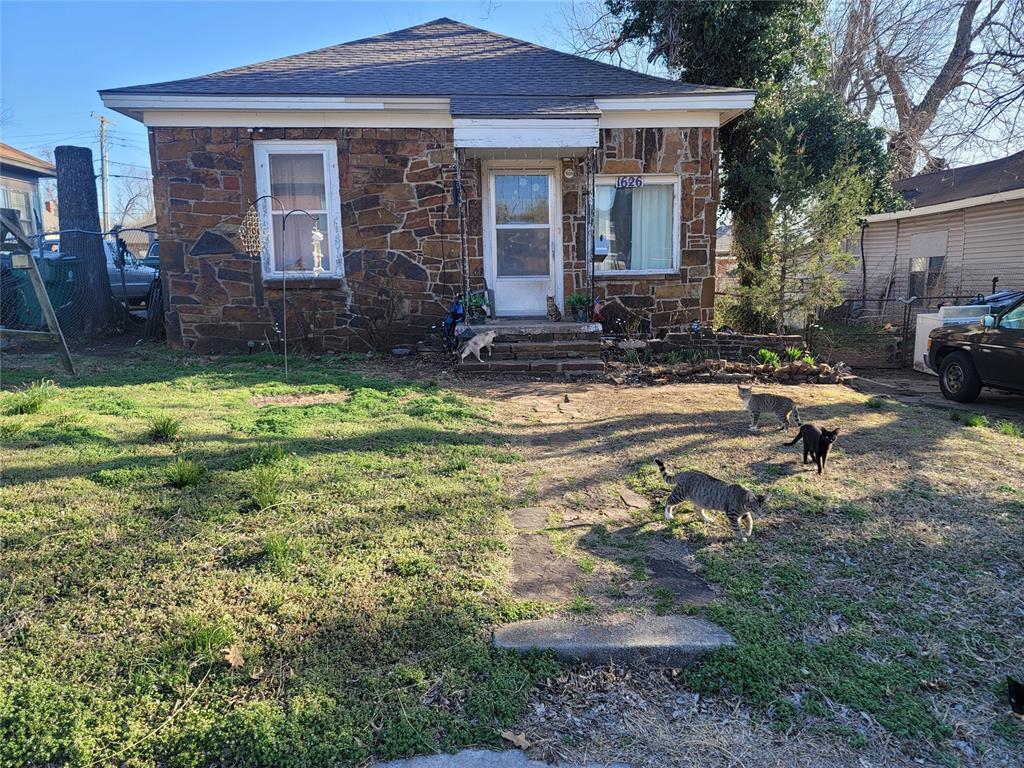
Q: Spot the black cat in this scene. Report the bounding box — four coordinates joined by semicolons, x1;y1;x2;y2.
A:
783;425;840;475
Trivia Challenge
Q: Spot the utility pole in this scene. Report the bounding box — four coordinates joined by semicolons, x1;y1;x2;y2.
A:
91;112;113;232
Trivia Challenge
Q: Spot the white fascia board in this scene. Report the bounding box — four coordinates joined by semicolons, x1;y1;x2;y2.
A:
598;110;719;128
863;188;1024;222
595;92;756;112
141;109;454;128
454;118;599;148
100;92;450;112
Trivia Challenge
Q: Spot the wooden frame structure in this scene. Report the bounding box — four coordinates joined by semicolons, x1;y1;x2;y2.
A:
0;209;76;374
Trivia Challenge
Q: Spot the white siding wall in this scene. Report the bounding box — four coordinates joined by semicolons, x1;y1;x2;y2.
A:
960;198;1024;294
844;199;1023;300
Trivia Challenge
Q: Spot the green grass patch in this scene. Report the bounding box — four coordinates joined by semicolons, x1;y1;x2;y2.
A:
993;420;1023;438
0;348;558;767
2;378;59;415
165;457;209;489
146;413;183;442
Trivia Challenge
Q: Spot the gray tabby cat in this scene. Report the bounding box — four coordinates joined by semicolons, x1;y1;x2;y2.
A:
655;458;767;541
737;385;801;433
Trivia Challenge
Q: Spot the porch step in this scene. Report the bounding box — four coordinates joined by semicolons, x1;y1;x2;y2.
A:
457;357;605;374
486;339;601;360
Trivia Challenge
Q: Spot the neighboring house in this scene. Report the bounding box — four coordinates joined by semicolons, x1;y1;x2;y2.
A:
714;224;737;291
99;18;754;352
0;143;56;237
118;218;157;258
848;150;1024;304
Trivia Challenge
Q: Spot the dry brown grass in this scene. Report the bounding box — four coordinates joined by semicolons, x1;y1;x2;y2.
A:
455;379;1024;768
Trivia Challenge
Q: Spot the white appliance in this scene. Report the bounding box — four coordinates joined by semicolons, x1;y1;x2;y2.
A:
913;303;991;375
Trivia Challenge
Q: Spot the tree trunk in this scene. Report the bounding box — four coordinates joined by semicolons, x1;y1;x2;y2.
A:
56;145;116;336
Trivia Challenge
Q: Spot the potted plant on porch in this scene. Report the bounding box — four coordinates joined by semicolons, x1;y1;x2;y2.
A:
566;292;591;322
466;293;488;324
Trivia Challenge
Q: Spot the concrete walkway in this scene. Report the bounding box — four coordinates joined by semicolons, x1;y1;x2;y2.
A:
851;370;1024;421
372;749;628;768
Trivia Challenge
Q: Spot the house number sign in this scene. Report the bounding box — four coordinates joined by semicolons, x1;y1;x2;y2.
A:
615;176;644;188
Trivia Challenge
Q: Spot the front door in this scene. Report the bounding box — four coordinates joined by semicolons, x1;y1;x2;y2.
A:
486;169;558;316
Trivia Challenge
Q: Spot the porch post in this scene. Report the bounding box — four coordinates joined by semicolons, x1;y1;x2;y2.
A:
455;147;470;305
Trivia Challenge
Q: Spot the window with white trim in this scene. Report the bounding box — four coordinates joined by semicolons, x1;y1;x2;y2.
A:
594;175;680;273
254;141;343;278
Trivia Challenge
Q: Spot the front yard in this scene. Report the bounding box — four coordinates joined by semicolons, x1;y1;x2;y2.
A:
0;348;554;767
1;346;1022;767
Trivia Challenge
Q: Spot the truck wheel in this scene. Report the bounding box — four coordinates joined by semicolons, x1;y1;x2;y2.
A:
939;351;982;403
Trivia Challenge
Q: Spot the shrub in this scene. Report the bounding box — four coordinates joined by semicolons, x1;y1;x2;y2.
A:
165;458;208;489
801;354;817;365
964;413;989;428
146;414;182;442
994;420;1023;438
756;349;781;367
566;291;591;308
248;463;283;510
783;346;805;362
3;379;59;415
866;397;884;409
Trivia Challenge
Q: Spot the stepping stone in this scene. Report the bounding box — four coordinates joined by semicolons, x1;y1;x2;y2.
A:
494;614;733;666
509;534;577;602
509;507;549;532
618;487;649;509
371;749;628;767
645;557;717;605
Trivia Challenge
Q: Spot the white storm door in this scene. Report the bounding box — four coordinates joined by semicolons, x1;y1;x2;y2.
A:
488;171;556;316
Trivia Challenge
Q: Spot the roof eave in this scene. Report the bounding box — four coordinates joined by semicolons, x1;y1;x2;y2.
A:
864;187;1024;222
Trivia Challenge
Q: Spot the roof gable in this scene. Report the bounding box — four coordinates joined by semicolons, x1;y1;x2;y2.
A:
0;143;57;178
102;18;743;99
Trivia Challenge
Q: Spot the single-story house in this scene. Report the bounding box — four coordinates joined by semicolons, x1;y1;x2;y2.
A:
0;143;56;237
847;150;1024;305
99;18;754;352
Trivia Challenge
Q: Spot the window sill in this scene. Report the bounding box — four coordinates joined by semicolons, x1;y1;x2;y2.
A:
593;269;682;278
262;275;344;290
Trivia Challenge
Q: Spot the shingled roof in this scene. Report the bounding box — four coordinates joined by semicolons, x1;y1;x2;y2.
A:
101;17;746;100
894;151;1024;208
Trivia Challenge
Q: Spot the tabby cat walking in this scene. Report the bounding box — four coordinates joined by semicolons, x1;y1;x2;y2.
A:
655;458;768;541
738;385;801;433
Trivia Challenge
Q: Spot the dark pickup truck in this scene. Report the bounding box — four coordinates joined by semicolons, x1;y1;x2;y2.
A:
926;293;1024;402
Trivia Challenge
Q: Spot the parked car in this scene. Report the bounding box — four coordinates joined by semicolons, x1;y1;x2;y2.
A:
105;242;158;305
926;293;1024;401
32;241;158;306
140;239;159;270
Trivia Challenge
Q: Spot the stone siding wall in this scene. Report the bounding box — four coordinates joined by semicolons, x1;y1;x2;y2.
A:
151;124;718;352
152;126;476;352
652;333;806;362
571;127;719;327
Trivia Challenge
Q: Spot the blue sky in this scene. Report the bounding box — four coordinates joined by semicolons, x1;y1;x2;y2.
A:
0;1;571;178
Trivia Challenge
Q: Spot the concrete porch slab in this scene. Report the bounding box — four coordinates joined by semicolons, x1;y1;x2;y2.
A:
493;614;733;666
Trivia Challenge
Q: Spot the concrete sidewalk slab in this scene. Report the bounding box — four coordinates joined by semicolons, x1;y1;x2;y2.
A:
371;749;628;768
494;614;733;666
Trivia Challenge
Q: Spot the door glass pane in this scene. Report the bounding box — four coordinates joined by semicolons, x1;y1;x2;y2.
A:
269;153;327;209
496;229;549;277
271;213;330;272
495;175;549;224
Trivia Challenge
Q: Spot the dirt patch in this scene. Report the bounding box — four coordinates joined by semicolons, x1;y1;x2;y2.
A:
252;391;351;407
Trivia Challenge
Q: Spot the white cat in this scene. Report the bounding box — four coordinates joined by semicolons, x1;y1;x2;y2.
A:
458;329;498;363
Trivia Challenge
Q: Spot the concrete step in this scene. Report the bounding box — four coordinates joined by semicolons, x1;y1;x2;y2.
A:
457;358;605;374
493;614;733;666
487;340;602;360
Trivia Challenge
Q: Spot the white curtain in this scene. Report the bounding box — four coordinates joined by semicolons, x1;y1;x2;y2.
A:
631;185;673;270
